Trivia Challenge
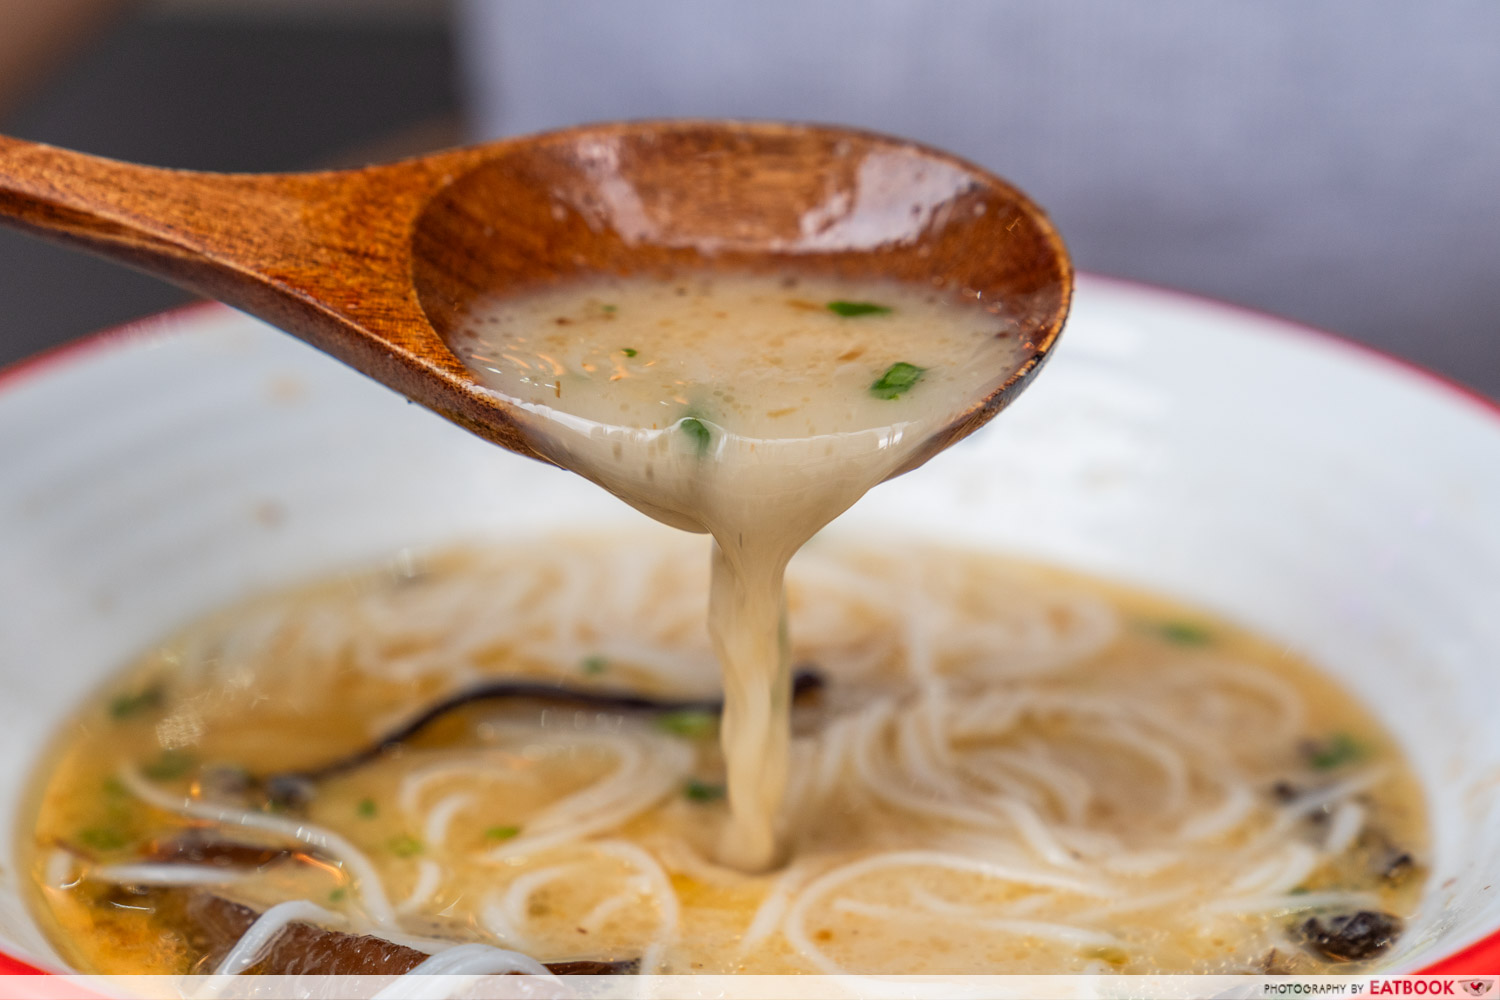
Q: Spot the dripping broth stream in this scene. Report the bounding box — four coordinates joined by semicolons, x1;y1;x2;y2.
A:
449;272;1034;870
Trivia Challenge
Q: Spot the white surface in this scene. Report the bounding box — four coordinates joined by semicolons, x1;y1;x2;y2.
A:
1;276;1498;971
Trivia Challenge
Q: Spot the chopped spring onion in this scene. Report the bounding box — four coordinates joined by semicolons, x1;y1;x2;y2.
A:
389;834;424;858
109;683;164;720
827;300;893;317
142;749;196;781
656;711;718;739
679;417;712;455
78;826;129;852
1307;732;1364;770
684;779;726;803
869;362;927;400
1155;621;1213;646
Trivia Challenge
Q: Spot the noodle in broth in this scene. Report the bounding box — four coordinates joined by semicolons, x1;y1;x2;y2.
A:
25;531;1425;975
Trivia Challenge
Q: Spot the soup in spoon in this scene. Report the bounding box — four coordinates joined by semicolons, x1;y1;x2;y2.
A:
449;270;1034;870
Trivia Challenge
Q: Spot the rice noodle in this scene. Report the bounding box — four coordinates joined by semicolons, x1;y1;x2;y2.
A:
43;535;1420;976
210;900;343;976
370;944;556;1000
484;732;691;861
400;760;485;817
494;863;582;953
1175;782;1257;843
575;890;637;934
421;792;476;848
391;943;552;977
738;862;814;954
1205;890;1382;916
397;859;445;915
784;851;1113;974
589;839;680;975
43;849;80;890
831;898;1122;948
1324;800;1367;855
118;765;398;926
1225;843;1322;897
647;834;754;887
86;863;252;887
478;890;533;952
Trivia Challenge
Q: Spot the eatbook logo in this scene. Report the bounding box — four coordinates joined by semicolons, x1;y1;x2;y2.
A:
1365;981;1498;996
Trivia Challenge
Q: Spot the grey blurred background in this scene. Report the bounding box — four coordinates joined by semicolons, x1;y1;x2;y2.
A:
2;0;1497;399
0;0;459;366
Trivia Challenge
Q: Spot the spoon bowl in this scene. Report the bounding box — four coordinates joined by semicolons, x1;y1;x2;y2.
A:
0;121;1070;469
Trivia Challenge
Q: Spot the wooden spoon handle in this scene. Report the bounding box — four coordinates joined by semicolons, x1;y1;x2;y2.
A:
0;134;321;296
0;133;534;455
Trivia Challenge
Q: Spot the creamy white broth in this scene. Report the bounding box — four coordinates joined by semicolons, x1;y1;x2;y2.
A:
452;273;1020;439
450;272;1030;870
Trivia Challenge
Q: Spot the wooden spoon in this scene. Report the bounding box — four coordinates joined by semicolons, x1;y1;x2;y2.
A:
0;121;1071;466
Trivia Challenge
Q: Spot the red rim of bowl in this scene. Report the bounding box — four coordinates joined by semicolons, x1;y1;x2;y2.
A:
0;281;1496;977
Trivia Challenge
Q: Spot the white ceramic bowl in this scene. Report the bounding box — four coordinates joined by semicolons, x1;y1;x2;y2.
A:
1;275;1497;975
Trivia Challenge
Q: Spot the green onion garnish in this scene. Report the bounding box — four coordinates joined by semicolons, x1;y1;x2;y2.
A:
485;825;522;841
684;779;726;802
656;711;718;739
142;749;196;780
356;798;377;818
679;417;712;455
869;362;927;400
1155;621;1213;646
389;834;424;858
109;683;165;720
581;655;608;675
1308;733;1364;770
78;826;129;852
828;301;892;317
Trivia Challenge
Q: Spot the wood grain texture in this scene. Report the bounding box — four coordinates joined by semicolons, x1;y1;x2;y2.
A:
0;121;1071;469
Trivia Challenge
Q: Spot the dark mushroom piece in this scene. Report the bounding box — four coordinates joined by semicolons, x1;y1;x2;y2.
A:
1379;849;1417;885
1355;826;1419;886
262;664;826;803
1270;780;1301;804
140;832;305;870
158;889;637;976
1294;910;1403;962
